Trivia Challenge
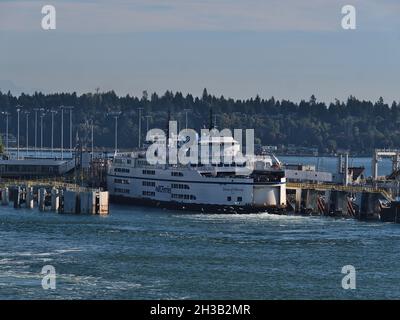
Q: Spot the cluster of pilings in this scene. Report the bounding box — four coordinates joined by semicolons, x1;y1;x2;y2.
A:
287;187;384;220
0;185;109;215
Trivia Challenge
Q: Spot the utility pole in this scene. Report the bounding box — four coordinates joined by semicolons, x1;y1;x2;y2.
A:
91;120;94;159
183;109;191;129
60;106;64;160
138;108;143;149
62;106;74;157
108;111;121;154
1;111;11;152
50;110;57;157
16;105;22;159
25;111;30;155
40;111;45;158
33;108;39;157
70;107;73;153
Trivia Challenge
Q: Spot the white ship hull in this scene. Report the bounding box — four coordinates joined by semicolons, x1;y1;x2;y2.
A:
107;163;286;213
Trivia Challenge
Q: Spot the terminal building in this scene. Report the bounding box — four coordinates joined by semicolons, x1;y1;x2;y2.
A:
0;158;76;178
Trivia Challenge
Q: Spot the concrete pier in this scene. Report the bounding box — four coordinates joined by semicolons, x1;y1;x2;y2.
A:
1;187;9;205
287;182;389;220
51;188;60;212
80;191;95;214
38;188;47;212
13;187;21;209
63;190;80;214
26;187;34;209
66;190;109;215
0;182;109;216
97;191;109;215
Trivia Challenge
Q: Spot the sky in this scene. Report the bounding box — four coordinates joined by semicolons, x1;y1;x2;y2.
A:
0;0;400;103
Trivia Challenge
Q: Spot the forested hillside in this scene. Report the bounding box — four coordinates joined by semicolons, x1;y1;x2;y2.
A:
0;89;399;154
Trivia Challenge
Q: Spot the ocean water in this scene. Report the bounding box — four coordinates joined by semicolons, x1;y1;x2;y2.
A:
1;203;400;300
0;155;399;300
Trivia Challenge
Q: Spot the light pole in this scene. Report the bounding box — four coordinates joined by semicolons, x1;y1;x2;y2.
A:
138;108;143;149
91;120;94;159
60;106;64;160
183;109;191;129
50;110;57;158
108;111;121;154
16;105;22;159
69;107;73;153
1;111;11;152
40;111;45;158
33;108;40;157
62;106;74;158
60;106;74;159
24;111;30;155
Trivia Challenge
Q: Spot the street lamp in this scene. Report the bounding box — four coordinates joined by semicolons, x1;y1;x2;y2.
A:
90;119;94;159
138;108;143;148
1;111;11;152
16;105;22;159
39;109;46;158
107;111;121;154
33;108;40;157
24;111;30;155
183;109;192;130
50;109;58;157
60;106;74;159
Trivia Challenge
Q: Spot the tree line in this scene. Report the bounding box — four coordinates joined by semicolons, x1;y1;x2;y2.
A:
0;89;399;155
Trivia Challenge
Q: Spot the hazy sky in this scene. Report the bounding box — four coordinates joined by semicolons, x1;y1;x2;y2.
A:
1;0;399;102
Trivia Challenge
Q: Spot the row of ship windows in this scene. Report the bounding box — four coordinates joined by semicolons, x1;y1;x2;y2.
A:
141;191;196;200
227;196;242;202
137;160;148;166
114;159;132;164
115;169;184;177
142;181;156;187
172;194;196;200
190;163;247;167
115;180;189;190
143;170;184;177
171;183;190;190
116;189;241;202
116;166;248;174
142;191;155;197
115;178;129;184
114;168;130;173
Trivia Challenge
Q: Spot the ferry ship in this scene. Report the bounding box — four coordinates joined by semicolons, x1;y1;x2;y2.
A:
107;132;286;213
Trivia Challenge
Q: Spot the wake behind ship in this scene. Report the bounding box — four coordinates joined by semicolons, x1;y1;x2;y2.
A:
107;135;286;213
